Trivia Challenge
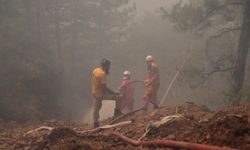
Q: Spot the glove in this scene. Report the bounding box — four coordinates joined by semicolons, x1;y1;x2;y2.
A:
144;80;152;87
143;95;149;104
114;91;121;95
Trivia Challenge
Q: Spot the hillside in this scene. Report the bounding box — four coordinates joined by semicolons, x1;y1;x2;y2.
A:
1;103;249;150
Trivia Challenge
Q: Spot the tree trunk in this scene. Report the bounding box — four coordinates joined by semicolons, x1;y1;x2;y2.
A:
0;0;3;16
22;0;33;26
71;0;78;69
232;0;250;105
35;0;42;47
54;3;62;67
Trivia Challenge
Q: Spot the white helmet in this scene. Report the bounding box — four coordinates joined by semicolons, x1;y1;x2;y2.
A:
146;55;154;62
123;70;131;76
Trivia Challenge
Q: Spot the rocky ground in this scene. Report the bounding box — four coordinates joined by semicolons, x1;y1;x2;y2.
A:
0;103;250;150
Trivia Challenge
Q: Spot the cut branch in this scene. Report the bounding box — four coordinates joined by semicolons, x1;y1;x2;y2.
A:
80;120;132;134
160;53;190;106
139;115;183;141
24;126;54;136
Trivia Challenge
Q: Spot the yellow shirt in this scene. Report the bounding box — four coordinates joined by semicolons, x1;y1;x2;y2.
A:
92;67;106;97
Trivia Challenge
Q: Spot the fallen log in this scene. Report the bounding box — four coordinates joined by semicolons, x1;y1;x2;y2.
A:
111;132;236;150
80;120;132;133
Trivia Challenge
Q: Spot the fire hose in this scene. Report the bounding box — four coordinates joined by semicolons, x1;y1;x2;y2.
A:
109;106;145;125
111;132;236;150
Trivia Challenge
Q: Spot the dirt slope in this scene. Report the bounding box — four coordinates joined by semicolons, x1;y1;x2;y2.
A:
1;103;249;150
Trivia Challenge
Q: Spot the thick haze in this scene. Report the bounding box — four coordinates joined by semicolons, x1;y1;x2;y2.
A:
132;0;177;17
83;0;199;122
83;0;191;122
1;0;246;123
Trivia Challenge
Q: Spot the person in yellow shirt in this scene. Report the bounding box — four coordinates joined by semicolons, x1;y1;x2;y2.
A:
92;58;121;128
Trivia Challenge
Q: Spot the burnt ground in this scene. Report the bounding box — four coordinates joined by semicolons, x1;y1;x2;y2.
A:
0;103;250;150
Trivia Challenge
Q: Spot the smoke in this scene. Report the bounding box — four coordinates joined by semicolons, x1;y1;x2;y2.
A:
1;0;236;123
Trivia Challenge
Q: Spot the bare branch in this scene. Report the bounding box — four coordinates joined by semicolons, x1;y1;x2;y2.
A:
204;66;234;77
205;27;241;56
194;0;245;28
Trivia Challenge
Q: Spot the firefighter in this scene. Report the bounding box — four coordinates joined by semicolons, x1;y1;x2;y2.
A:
143;55;160;110
118;70;135;113
92;58;122;128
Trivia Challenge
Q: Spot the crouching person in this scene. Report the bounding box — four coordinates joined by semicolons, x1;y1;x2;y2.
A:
118;70;135;113
92;59;122;128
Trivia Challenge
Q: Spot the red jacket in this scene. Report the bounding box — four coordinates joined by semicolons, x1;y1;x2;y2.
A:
118;79;135;102
146;62;160;90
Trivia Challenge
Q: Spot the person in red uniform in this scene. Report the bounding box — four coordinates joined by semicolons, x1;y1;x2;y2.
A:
118;70;135;113
143;55;160;110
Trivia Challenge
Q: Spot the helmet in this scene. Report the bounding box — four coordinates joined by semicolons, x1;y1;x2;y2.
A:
101;58;111;74
146;55;154;62
101;58;111;68
123;70;131;76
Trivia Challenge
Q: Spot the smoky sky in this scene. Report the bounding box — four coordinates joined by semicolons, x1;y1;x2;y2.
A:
133;0;178;17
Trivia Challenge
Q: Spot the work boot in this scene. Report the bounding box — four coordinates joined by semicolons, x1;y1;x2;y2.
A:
143;105;148;112
93;122;99;128
114;109;123;118
130;113;135;123
153;105;160;109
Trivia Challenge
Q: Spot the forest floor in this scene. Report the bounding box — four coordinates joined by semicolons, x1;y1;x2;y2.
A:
0;103;250;150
